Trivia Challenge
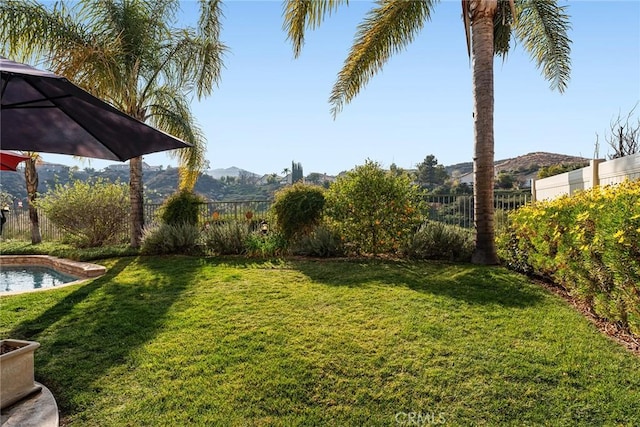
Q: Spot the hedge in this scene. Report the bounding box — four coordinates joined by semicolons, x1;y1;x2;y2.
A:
498;180;640;335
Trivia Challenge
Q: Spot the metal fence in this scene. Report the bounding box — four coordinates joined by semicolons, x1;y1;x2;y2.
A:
1;194;531;242
423;192;531;230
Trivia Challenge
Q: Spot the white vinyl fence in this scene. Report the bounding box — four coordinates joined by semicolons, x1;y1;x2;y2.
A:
531;153;640;201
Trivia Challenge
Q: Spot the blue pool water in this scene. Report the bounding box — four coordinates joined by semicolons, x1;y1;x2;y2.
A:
0;265;79;293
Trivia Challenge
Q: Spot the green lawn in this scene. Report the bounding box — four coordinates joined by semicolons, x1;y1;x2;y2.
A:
1;257;638;426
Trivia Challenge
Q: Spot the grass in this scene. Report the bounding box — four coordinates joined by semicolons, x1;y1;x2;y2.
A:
0;240;138;261
1;256;639;426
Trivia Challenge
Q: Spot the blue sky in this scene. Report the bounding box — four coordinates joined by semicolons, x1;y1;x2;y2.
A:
44;0;640;176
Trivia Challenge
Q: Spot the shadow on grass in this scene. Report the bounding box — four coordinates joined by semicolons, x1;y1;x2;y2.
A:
6;256;199;419
291;258;545;308
7;258;134;338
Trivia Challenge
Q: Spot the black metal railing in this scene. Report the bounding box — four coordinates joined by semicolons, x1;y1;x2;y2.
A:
1;194;531;242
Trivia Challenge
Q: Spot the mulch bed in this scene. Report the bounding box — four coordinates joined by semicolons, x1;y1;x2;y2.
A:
0;341;24;356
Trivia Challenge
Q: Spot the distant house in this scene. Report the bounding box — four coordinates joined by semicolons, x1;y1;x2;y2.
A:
106;162;160;171
105;164;129;171
458;172;474;186
37;163;69;173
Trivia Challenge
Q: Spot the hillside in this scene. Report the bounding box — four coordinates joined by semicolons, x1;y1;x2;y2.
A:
446;152;590;177
0;166;276;204
0;152;591;205
204;166;260;180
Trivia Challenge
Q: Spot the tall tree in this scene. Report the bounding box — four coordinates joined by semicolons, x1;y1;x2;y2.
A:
416;154;448;188
283;0;571;264
24;152;41;244
0;0;225;246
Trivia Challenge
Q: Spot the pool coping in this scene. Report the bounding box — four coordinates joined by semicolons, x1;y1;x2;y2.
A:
0;255;106;296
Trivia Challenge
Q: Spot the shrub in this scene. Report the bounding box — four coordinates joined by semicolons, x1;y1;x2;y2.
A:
291;224;345;257
245;231;287;258
325;160;424;255
202;221;251;255
497;180;640;335
36;178;129;247
140;223;202;255
158;190;204;226
402;221;474;262
271;183;325;241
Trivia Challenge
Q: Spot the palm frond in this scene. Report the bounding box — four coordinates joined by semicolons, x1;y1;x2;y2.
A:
199;0;223;40
493;0;516;57
0;0;88;63
283;0;349;58
330;0;436;117
145;86;207;190
514;0;571;93
462;0;471;58
167;29;226;100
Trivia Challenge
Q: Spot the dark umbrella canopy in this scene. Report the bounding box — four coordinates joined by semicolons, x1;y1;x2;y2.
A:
0;150;29;171
0;57;191;161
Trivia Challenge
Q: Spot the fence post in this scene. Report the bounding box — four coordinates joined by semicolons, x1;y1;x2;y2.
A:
530;178;536;202
590;158;604;189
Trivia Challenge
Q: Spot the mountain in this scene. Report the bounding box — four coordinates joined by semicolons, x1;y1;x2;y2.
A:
445;152;590;177
205;167;260;180
0;152;591;206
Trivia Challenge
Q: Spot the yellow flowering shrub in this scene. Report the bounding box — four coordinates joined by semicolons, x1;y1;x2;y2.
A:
497;180;640;335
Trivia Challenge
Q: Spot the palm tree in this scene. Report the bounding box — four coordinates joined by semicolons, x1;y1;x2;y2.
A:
283;0;571;264
0;0;225;246
23;152;42;244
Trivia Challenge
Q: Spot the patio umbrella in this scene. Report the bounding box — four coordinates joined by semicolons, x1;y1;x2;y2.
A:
0;150;29;171
0;57;191;161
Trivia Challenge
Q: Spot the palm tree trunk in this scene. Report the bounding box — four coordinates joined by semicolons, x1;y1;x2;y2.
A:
470;2;499;265
24;158;42;244
130;156;144;247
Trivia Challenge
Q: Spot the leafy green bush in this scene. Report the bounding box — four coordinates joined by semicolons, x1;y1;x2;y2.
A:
36;178;129;247
291;224;345;257
271;183;325;241
140;223;202;255
497;180;640;335
325;160;423;255
158;190;204;226
245;231;287;258
402;221;474;262
202;221;251;255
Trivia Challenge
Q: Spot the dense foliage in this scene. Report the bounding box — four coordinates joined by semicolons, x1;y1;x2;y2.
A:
36;178;129;247
271;183;325;241
537;162;589;179
158;190;205;226
140;223;202;255
291;224;345;258
498;180;640;335
324;160;423;255
402;221;474;262
202;221;251;255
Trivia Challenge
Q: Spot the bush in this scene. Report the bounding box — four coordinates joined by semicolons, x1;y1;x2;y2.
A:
140;223;202;255
202;221;251;255
291;224;345;257
36;178;129;248
497;180;640;335
158;190;204;226
402;221;474;262
271;183;325;242
325;160;423;255
245;231;287;258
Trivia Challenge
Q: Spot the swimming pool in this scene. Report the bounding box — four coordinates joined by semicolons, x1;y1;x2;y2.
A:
0;255;106;295
1;265;78;293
